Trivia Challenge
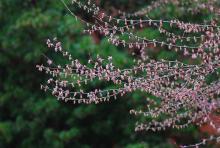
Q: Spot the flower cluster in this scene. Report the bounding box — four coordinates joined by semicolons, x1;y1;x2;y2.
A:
38;0;220;147
119;0;220;18
66;0;220;63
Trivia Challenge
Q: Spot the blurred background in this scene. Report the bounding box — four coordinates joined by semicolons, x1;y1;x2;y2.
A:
0;0;217;147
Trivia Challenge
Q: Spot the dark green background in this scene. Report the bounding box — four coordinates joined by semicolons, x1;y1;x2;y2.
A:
0;0;216;147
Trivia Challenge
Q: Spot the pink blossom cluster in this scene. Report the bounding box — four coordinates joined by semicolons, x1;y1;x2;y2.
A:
119;0;220;17
38;0;220;147
67;0;220;63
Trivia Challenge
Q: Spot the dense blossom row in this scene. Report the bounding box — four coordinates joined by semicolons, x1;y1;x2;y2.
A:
119;0;220;18
64;0;220;64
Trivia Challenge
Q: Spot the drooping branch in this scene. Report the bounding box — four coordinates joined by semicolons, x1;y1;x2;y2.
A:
39;0;220;147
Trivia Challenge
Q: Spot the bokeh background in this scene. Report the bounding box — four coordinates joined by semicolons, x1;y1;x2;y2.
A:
0;0;217;147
